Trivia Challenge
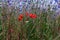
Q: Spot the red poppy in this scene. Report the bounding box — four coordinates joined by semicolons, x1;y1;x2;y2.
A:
19;14;23;18
29;13;37;19
32;14;37;18
18;17;23;21
18;14;24;21
29;14;33;18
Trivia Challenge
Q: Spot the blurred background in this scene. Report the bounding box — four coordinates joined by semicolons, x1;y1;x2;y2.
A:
0;0;60;40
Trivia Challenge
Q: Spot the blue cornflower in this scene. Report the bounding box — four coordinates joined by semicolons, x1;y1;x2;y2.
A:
33;0;37;3
50;1;52;4
9;3;11;5
20;10;23;13
51;0;56;5
52;7;57;11
27;0;31;2
7;0;11;3
7;0;15;6
23;0;27;2
27;1;31;4
19;2;23;9
58;3;60;8
58;5;60;8
55;0;58;3
19;8;23;13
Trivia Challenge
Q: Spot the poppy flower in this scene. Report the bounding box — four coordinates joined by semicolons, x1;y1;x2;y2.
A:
32;14;37;18
29;13;37;19
18;14;24;21
29;13;33;18
18;17;23;21
19;14;23;18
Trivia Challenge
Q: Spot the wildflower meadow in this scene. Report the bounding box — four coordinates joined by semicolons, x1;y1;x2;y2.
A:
0;0;60;40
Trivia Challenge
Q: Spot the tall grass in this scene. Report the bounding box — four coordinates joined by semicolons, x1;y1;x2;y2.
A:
0;5;60;40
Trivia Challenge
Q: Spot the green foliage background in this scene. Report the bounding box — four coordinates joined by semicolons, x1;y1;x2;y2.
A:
0;6;60;40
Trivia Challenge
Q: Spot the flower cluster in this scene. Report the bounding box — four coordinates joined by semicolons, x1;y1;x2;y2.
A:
29;14;37;19
18;12;37;21
7;0;15;6
18;14;24;21
6;0;60;13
